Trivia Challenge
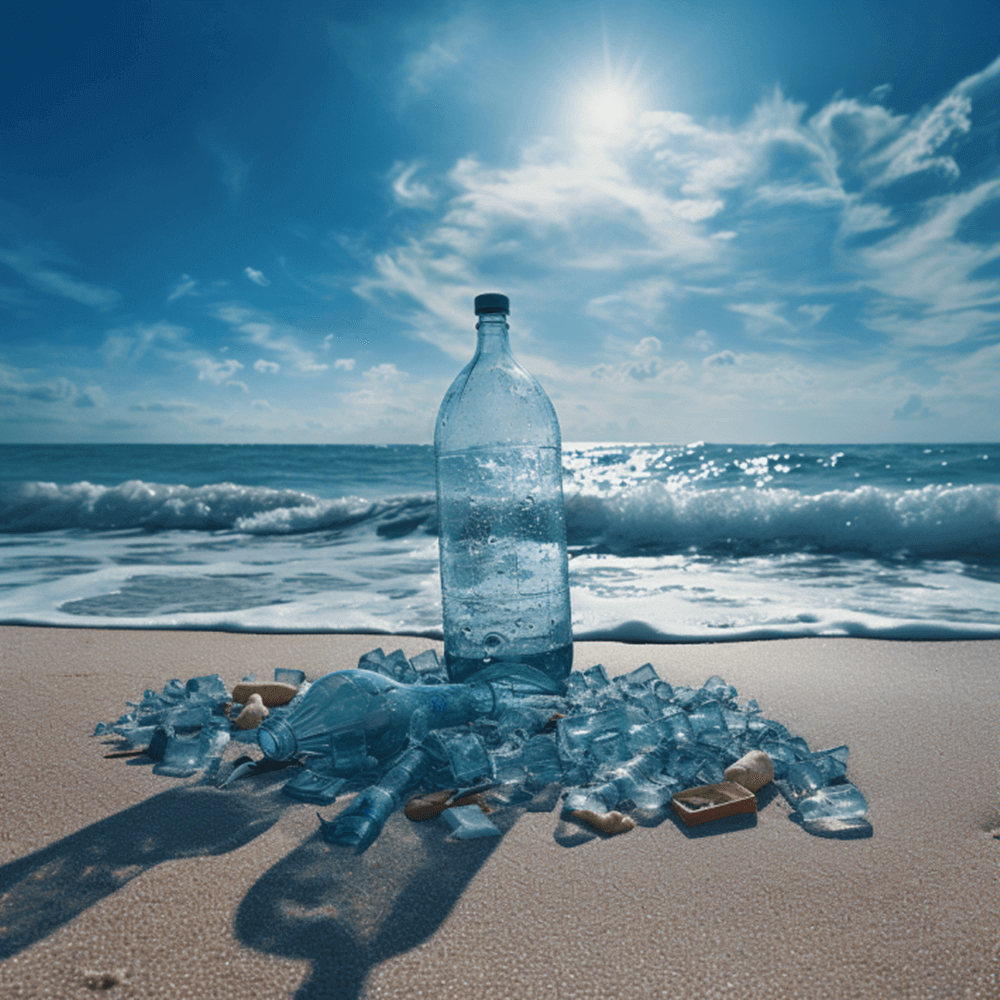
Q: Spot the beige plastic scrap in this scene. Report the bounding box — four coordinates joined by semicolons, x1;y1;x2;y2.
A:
236;692;270;730
231;681;299;707
723;749;774;792
570;809;636;835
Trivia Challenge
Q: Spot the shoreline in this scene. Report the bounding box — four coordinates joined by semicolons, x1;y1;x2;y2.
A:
2;626;998;999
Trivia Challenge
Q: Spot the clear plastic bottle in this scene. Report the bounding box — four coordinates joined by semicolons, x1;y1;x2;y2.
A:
256;669;496;763
435;293;572;694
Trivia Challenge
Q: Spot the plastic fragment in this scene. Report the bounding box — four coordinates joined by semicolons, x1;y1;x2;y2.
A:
570;809;635;835
440;804;501;839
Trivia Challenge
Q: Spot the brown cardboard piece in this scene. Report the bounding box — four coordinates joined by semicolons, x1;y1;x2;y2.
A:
672;780;757;827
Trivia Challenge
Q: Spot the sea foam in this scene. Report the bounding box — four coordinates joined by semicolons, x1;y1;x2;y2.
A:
4;478;998;563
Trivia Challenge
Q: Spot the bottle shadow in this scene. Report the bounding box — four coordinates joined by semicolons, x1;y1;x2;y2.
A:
0;774;290;961
232;783;562;1000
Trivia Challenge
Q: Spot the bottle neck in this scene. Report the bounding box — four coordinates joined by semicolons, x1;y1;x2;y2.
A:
475;313;510;356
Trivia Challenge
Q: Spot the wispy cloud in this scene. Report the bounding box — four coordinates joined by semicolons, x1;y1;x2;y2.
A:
403;13;480;96
101;321;185;365
201;132;251;198
728;302;794;332
353;50;1000;389
892;392;938;420
253;359;280;373
167;274;198;303
190;357;245;385
0;363;104;408
389;161;434;207
215;305;328;372
244;266;271;287
0;246;120;310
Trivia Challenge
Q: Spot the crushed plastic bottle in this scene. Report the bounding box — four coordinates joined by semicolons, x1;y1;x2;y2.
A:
94;648;870;848
435;293;572;694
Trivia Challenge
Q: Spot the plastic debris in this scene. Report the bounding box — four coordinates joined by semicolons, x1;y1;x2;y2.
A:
93;649;871;846
404;789;490;822
570;809;635;835
236;693;269;730
724;749;774;792
440;803;502;839
231;681;299;707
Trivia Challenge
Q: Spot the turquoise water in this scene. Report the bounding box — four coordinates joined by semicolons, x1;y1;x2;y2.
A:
1;442;997;639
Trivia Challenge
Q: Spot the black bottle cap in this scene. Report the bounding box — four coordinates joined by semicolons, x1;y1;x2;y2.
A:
474;293;510;315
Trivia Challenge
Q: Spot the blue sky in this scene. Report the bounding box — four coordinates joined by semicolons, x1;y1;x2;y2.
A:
2;0;999;445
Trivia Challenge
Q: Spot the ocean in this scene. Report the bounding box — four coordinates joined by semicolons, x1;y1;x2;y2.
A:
1;442;998;642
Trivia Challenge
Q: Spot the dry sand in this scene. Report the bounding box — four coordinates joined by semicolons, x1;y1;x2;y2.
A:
1;626;998;999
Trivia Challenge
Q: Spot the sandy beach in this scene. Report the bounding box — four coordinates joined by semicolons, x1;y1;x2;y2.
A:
1;625;997;999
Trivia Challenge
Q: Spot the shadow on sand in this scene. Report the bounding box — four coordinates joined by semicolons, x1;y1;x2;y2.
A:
0;769;291;961
232;782;565;1000
3;769;867;999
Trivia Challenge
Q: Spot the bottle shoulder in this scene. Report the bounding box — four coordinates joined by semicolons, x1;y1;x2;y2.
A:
435;353;560;453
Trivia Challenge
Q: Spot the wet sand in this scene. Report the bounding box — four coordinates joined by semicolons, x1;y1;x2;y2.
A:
1;626;998;999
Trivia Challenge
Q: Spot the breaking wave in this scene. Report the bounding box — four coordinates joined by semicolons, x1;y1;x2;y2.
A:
2;478;998;561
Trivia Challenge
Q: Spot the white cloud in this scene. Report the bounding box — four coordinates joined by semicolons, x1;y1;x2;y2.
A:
191;357;245;385
244;267;271;287
871;93;972;184
797;304;831;325
215;306;328;372
403;14;480;95
167;274;198;302
728;302;793;331
390;161;434;207
586;277;677;328
0;363;104;408
101;321;185;365
253;359;280;374
684;329;714;352
0;246;120;310
856;179;1000;342
343;54;1000;441
703;350;739;367
334;358;356;371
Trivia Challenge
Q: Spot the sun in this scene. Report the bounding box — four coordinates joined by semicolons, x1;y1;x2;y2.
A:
587;80;637;132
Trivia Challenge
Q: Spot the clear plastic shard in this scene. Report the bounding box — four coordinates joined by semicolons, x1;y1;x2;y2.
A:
441;804;501;839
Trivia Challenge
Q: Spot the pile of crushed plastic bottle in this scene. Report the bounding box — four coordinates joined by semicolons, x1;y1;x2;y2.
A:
93;647;871;848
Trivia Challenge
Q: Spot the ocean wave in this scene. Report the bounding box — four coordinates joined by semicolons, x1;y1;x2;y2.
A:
3;478;998;561
0;480;435;536
564;482;1000;559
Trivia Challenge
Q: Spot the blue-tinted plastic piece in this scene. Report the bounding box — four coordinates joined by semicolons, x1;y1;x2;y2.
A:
522;733;563;783
441;804;501;839
426;729;492;785
797;782;868;820
185;674;229;701
701;675;737;702
657;708;695;745
557;705;629;759
96;653;866;847
687;699;727;736
619;663;660;688
152;724;230;778
583;664;611;689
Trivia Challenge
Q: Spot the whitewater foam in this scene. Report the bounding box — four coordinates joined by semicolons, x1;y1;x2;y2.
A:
1;442;997;640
